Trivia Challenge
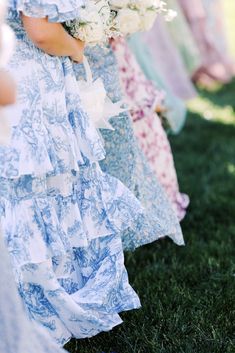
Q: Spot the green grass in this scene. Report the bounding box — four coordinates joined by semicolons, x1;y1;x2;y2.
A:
65;81;235;353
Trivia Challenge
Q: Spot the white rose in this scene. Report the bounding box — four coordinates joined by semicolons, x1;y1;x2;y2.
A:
140;10;157;31
109;0;130;10
115;8;141;35
133;0;153;8
94;0;111;23
130;0;161;10
77;9;105;44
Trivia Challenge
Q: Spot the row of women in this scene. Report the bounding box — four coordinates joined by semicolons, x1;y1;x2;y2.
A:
0;0;233;352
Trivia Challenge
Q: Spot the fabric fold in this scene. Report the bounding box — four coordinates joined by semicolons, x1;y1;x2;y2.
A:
9;0;85;22
0;38;106;178
0;162;144;268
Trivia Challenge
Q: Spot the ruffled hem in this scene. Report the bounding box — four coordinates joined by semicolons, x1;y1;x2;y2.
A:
9;0;85;22
0;162;142;344
0;162;143;268
174;192;190;222
17;233;141;345
122;208;185;251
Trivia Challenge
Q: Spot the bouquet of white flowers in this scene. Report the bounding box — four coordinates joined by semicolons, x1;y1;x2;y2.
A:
110;0;171;35
65;0;113;46
65;0;176;45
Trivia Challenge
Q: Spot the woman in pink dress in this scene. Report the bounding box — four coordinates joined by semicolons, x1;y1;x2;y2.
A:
111;38;189;221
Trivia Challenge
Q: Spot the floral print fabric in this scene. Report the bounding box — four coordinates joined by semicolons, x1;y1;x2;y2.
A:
112;38;189;221
0;231;67;353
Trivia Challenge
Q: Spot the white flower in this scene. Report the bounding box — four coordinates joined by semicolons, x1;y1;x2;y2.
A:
109;0;130;9
165;9;177;21
95;0;111;24
115;8;141;35
130;0;163;10
65;2;107;44
133;0;154;8
140;10;157;31
72;8;105;44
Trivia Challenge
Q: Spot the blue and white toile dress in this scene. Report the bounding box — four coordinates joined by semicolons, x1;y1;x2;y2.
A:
0;230;68;353
75;45;185;251
0;0;144;345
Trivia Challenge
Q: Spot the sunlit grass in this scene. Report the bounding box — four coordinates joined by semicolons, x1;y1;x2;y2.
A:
188;96;235;125
227;162;235;176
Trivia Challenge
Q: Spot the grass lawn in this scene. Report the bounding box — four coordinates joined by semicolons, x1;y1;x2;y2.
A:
66;3;235;353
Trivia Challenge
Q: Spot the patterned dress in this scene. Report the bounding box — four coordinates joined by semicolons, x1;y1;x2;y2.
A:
140;16;196;100
74;45;184;250
112;38;189;221
1;0;146;345
0;231;68;353
166;0;201;76
128;34;187;135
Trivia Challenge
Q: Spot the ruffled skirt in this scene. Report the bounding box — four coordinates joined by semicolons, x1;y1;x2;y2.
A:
0;163;142;345
0;30;142;344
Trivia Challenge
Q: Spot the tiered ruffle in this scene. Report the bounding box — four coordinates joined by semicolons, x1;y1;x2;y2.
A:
1;14;144;344
0;163;142;344
0;163;143;269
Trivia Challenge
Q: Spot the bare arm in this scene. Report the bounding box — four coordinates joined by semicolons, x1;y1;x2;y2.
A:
0;70;16;106
22;15;84;62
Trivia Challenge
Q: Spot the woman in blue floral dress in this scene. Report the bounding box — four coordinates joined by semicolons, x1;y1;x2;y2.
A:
0;0;147;346
75;45;185;251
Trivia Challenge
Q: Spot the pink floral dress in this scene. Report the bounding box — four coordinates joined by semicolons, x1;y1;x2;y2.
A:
112;38;189;221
